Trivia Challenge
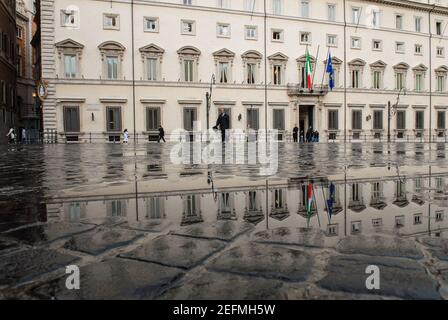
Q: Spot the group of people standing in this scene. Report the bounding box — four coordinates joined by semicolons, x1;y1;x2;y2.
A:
293;126;319;143
122;126;166;144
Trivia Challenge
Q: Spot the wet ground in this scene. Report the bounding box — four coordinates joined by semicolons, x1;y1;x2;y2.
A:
1;142;448;300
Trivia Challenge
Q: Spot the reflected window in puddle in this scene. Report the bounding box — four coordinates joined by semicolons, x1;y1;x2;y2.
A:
244;190;264;224
372;218;382;228
146;197;165;219
65;202;85;221
270;189;290;220
414;178;423;194
349;183;366;212
107;200;126;217
414;213;423;225
393;180;409;207
351;221;362;234
395;215;405;228
218;192;236;220
435;210;444;222
182;194;203;225
298;185;317;215
326;224;338;236
435;177;444;194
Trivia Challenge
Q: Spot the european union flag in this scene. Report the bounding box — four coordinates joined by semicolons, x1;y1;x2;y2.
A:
326;53;335;91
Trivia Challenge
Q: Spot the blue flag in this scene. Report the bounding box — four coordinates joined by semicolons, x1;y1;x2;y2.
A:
326;53;335;91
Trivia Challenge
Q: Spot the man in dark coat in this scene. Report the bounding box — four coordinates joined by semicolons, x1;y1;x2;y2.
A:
158;125;166;143
292;125;299;143
306;127;313;143
214;108;230;142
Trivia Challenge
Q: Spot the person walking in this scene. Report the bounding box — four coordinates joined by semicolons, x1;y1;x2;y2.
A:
21;128;27;144
292;125;299;143
315;130;320;143
300;130;304;143
123;129;129;144
214;108;230;143
158;125;166;143
306;127;313;143
6;128;16;144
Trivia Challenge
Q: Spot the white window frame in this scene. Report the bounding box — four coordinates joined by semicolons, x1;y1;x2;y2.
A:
181;19;196;35
372;39;382;51
217;23;231;38
271;29;284;42
103;13;120;30
327;34;337;47
414;44;423;55
395;42;405;54
300;31;311;45
437;46;445;58
144;17;159;33
351;36;361;49
245;25;258;40
327;3;336;22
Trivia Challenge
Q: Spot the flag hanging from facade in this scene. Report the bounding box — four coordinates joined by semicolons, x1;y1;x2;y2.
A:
326;182;336;219
307;181;314;224
326;53;335;91
305;49;313;91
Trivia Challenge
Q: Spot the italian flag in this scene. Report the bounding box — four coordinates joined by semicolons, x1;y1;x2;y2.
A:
307;181;314;223
305;49;313;90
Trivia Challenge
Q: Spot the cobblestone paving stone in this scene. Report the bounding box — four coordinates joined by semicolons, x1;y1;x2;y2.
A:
317;255;441;299
0;249;78;286
336;235;424;259
62;226;144;255
207;243;313;281
2;222;96;244
119;234;227;269
172;221;253;242
32;258;184;300
418;237;448;261
251;227;326;248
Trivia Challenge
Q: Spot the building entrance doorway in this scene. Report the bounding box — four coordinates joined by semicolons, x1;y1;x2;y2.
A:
299;105;314;134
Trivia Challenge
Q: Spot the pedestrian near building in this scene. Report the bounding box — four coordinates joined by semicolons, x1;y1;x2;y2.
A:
6;128;16;144
214;108;230;143
158;125;166;143
293;125;299;143
306;127;313;143
21;128;27;144
123;129;129;143
300;130;304;143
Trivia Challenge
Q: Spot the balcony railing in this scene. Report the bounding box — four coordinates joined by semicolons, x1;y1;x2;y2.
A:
287;84;329;96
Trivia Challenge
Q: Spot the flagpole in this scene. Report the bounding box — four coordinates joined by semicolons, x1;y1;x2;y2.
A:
321;184;331;224
312;183;321;228
320;47;330;89
311;45;320;90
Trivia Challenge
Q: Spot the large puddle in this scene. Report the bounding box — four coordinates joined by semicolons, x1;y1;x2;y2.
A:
1;143;447;299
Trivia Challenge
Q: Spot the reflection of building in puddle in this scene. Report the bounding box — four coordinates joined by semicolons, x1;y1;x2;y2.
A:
47;169;448;239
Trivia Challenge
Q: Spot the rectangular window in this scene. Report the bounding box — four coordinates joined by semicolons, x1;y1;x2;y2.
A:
247;108;259;130
219;62;229;83
414;213;422;225
396;14;403;30
185;195;198;216
352;184;360;201
61;10;76;27
351;70;360;88
146;107;161;131
273;109;285;130
244;0;256;11
373;110;383;130
328;110;339;130
272;0;282;15
248;191;258;210
415;44;423;55
437;111;446;129
327;4;336;21
352;110;362;130
273;65;282;85
351;7;360;24
351;37;361;49
216;0;229;8
396;42;405;53
396;72;405;90
247;63;256;84
147;58;157;81
184;60;194;82
183;107;197;131
372;10;380;27
415;111;424;130
373;71;381;89
272;29;283;42
64;54;76;78
106;56;118;79
183;0;192;5
327;34;337;47
372;40;382;51
415;17;422;32
415;74;423;91
245;26;257;40
437;75;445;92
103;14;119;30
300;32;311;44
397;110;406;130
63;106;80;132
147;197;163;219
217;23;231;37
144;17;159;32
301;1;309;18
436;21;442;35
437;47;445;57
181;20;195;35
107;107;122;132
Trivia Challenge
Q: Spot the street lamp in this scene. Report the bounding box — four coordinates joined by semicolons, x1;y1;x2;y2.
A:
206;74;216;133
387;87;406;143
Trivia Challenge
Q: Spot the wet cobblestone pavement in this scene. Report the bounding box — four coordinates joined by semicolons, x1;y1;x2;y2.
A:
1;142;448;300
